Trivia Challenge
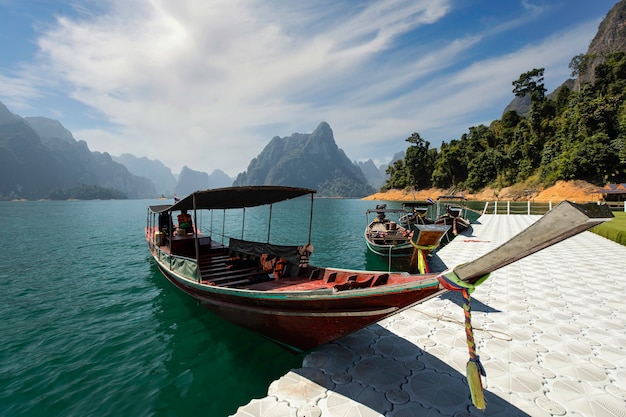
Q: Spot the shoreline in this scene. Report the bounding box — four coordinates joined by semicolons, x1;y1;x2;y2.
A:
362;179;602;203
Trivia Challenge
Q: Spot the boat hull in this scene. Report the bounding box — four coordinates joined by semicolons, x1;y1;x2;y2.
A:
435;215;470;235
364;239;414;258
153;257;441;352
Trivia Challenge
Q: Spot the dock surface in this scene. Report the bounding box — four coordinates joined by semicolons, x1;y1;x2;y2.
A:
231;214;626;417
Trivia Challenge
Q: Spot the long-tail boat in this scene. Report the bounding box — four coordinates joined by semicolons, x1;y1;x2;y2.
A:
364;204;450;273
434;195;471;235
145;186;612;354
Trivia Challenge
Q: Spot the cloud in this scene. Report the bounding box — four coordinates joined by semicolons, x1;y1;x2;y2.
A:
0;73;40;109
26;0;455;175
5;0;604;177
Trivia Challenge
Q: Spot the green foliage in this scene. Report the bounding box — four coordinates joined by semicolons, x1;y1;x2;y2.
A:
383;53;626;192
512;68;547;101
569;54;591;78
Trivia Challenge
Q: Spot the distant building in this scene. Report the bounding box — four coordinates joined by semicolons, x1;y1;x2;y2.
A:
593;183;626;201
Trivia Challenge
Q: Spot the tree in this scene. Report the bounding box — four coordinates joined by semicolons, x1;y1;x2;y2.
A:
569;54;590;78
403;132;433;189
512;68;547;102
431;140;466;188
383;159;408;190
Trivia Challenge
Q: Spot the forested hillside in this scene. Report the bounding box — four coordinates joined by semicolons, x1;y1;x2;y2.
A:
384;51;626;193
384;0;626;193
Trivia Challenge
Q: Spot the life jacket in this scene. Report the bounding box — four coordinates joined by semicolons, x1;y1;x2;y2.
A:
260;254;287;279
260;254;276;272
274;258;287;279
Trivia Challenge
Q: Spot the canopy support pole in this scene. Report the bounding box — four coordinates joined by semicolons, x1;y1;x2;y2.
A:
267;204;273;243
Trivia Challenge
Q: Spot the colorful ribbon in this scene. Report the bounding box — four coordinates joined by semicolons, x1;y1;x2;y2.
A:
438;269;490;410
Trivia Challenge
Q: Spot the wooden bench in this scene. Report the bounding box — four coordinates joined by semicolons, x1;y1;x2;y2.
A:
205;268;269;286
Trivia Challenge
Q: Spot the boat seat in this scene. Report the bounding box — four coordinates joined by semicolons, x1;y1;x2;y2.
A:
326;272;338;283
206;270;269;286
371;273;389;287
334;276;375;291
309;269;322;280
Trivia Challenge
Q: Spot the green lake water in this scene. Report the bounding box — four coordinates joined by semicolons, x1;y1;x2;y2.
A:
4;197;461;417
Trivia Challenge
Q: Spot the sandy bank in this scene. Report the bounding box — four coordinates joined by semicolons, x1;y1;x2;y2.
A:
363;180;602;203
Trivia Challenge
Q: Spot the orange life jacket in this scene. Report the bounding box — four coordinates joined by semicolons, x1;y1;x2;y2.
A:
273;258;287;279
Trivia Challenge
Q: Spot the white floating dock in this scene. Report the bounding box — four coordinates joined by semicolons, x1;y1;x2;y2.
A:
232;214;626;417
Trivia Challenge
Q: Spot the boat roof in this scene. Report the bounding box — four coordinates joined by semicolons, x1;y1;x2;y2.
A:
437;195;467;200
149;186;316;213
366;208;408;214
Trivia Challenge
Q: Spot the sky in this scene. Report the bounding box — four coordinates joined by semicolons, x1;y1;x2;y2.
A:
0;0;620;177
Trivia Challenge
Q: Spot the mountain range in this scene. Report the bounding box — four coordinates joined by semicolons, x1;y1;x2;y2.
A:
0;103;384;200
0;103;155;200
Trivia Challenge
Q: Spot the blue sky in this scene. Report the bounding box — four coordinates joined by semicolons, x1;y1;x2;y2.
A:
0;0;619;177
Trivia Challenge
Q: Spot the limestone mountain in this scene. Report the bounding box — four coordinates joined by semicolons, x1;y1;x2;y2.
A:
0;104;65;200
233;122;375;197
0;102;156;200
113;153;177;197
579;0;626;86
356;159;387;190
206;169;233;189
504;0;625;116
173;166;233;197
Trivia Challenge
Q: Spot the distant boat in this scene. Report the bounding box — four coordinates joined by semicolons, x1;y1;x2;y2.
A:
434;195;471;235
145;186;612;354
365;204;449;273
400;202;434;226
364;204;415;258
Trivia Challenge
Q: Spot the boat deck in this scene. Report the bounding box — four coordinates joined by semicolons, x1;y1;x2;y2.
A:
151;229;420;292
231;214;626;417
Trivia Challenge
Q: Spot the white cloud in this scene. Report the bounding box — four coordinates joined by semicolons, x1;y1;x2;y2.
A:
0;72;43;110
25;0;455;175
5;0;604;176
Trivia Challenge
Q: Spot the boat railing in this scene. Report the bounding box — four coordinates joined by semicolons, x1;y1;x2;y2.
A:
605;201;626;212
154;245;200;282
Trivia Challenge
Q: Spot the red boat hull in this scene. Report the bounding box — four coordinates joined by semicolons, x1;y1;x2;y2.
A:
155;262;441;352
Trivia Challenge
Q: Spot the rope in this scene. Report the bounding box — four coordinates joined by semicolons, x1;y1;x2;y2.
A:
410;243;439;273
438;269;490;410
414;310;512;341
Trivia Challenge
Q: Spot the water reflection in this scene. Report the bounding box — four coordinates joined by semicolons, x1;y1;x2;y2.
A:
147;264;303;417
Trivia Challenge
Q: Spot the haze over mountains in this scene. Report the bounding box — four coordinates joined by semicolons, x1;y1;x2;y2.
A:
0;102;385;200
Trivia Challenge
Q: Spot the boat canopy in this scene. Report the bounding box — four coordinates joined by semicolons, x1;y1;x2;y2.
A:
437;195;467;200
149;186;316;213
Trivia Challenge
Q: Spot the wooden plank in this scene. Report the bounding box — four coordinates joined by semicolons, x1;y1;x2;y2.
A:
206;268;266;284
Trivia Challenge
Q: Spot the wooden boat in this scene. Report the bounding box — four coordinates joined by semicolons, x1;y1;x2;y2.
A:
364;204;414;258
399;202;435;226
434;195;471;235
146;186;612;354
364;204;450;273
